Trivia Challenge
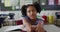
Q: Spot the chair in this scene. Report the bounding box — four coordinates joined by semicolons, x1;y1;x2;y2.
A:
55;12;60;27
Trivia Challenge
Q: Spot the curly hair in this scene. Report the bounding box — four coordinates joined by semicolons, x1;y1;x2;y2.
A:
21;5;27;16
21;2;41;16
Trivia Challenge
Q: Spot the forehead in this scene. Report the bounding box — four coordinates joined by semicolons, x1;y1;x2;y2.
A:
27;6;35;9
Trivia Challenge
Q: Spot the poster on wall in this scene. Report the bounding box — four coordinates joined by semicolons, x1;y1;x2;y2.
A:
4;0;19;7
11;0;19;6
24;0;33;5
4;0;11;7
1;0;4;3
56;0;58;5
48;0;54;5
40;0;46;5
20;0;33;9
20;0;25;9
58;0;60;5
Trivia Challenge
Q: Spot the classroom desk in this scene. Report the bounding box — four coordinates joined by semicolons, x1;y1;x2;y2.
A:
0;25;60;32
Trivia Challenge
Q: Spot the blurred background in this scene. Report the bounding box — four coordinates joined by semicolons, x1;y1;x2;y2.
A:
0;0;60;32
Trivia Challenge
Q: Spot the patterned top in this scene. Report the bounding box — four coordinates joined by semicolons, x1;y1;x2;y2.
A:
23;16;44;27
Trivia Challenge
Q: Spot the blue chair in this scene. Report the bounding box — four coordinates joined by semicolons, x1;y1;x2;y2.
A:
55;12;60;27
0;14;8;28
55;12;60;19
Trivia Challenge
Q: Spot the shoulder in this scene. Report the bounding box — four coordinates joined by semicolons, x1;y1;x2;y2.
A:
22;16;28;20
22;16;30;22
22;16;27;20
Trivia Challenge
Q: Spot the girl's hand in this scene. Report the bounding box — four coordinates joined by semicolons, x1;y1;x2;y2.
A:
31;26;37;30
36;21;42;30
36;21;45;32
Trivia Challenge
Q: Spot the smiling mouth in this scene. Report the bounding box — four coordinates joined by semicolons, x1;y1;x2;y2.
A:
31;15;34;17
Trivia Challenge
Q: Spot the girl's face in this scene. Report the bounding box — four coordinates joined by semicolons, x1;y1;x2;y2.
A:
27;6;37;19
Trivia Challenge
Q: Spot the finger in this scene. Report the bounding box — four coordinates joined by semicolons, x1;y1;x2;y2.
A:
38;21;42;25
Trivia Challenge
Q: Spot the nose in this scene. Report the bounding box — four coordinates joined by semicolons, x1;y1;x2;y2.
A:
31;11;33;15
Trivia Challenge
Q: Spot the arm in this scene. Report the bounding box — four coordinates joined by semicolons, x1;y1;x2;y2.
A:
22;18;32;32
36;21;45;32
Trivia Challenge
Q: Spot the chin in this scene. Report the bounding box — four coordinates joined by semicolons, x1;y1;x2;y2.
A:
30;17;36;19
31;18;35;19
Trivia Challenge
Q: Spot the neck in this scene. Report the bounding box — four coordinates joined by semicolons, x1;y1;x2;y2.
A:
31;18;36;21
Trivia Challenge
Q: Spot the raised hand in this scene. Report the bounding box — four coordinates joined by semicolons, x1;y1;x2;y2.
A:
36;21;45;32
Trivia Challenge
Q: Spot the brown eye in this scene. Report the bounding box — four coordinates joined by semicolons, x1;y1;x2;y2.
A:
28;10;30;13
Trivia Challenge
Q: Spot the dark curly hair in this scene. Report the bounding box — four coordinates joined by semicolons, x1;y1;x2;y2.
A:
21;2;41;16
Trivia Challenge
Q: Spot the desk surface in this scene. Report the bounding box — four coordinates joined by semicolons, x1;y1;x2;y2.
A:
44;25;60;32
0;25;24;32
0;25;60;32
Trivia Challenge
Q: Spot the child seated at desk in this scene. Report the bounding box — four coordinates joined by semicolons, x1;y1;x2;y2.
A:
21;2;46;32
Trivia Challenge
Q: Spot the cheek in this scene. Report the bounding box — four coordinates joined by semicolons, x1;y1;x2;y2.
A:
33;12;37;15
27;12;30;16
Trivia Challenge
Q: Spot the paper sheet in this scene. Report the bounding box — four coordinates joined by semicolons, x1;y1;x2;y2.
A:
48;0;54;5
58;0;60;5
4;0;11;7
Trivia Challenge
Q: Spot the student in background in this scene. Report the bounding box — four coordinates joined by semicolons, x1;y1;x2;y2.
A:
21;2;46;32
